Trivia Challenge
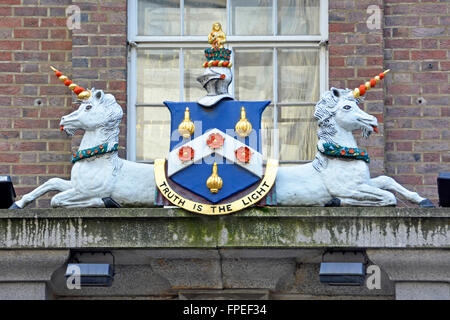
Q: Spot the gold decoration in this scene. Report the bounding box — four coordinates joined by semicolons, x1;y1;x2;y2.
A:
50;66;91;100
154;158;279;215
208;22;226;48
235;106;252;137
206;162;223;193
353;69;390;98
77;91;91;100
178;107;195;138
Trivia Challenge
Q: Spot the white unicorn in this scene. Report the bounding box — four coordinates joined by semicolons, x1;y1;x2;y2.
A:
10;68;155;208
276;85;434;207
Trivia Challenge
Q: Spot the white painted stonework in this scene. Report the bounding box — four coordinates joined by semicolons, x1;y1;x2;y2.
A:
276;88;431;207
12;89;155;208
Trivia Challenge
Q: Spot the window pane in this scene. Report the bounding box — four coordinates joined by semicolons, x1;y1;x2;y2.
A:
231;0;273;35
136;107;171;161
138;0;180;36
234;49;273;101
261;105;274;160
184;0;227;36
137;49;180;104
278;48;320;103
278;106;317;161
184;49;206;101
278;0;320;35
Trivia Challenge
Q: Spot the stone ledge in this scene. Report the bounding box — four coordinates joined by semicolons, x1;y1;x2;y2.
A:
0;207;448;249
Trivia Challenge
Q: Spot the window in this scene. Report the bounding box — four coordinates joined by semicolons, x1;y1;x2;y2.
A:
127;0;328;163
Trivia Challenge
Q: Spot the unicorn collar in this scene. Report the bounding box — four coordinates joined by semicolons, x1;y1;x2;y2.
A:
72;143;118;163
319;142;370;163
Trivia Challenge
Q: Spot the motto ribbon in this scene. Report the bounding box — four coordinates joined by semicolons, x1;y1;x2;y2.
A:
154;158;279;215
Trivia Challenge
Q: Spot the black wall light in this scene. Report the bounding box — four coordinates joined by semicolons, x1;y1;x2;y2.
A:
437;172;450;207
0;176;16;209
319;250;367;286
319;262;365;286
65;251;115;287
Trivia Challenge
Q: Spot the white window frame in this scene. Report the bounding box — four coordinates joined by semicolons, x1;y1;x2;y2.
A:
127;0;328;163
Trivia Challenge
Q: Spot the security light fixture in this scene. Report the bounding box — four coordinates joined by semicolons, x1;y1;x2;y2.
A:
0;176;16;209
65;251;115;287
65;263;114;287
319;262;365;286
437;172;450;207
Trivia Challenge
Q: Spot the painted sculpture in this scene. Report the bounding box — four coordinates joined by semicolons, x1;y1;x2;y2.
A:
9;23;434;210
10;68;155;208
276;77;434;207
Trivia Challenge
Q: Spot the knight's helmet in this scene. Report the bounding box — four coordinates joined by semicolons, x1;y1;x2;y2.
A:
197;22;234;107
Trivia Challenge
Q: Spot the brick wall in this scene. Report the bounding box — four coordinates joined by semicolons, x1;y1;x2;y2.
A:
0;0;73;208
70;0;127;159
329;0;449;205
329;0;386;177
0;0;127;208
384;0;449;204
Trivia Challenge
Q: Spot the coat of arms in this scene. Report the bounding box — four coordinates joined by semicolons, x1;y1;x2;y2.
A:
154;23;278;215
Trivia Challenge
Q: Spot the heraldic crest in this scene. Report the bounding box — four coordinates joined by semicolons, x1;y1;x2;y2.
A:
154;23;278;215
9;23;435;211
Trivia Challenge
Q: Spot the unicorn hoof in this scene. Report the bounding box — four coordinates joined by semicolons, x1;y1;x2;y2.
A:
8;202;22;210
419;199;435;208
325;198;341;207
102;197;121;208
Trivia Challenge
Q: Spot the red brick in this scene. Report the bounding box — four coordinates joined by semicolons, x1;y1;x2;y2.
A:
41;41;72;51
14;119;48;129
14;29;48;39
385;39;420;49
0;17;21;27
0;7;12;16
0;86;20;95
0;52;11;61
387;130;421;140
424;153;440;162
12;142;47;152
395;175;423;186
0;41;21;50
329;45;355;56
13;165;46;175
393;51;410;60
51;29;67;39
397;142;412;152
14;7;47;16
23;18;39;27
0;153;19;162
40;18;67;27
411;50;447;60
329;23;355;33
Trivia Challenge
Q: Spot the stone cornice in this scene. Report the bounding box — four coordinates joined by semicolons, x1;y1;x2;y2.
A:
0;207;448;249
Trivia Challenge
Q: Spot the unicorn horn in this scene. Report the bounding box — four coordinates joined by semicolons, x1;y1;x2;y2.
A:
353;69;390;98
50;66;91;100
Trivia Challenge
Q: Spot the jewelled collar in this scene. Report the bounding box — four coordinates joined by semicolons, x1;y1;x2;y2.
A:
319;142;370;163
71;143;118;163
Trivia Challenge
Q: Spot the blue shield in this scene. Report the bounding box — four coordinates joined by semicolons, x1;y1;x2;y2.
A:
164;100;270;203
